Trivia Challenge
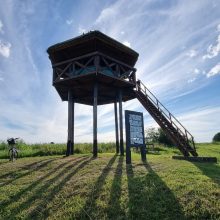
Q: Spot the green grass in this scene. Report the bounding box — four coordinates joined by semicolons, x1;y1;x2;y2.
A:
0;142;116;159
0;143;219;219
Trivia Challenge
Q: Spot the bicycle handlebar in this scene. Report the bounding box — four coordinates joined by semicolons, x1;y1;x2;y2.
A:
7;137;19;145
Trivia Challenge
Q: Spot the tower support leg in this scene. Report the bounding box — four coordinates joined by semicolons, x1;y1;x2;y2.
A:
66;90;74;156
118;90;124;156
93;82;98;157
114;101;119;154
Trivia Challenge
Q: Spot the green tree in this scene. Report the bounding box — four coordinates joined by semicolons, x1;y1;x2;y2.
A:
145;127;159;143
213;132;220;142
145;127;174;146
157;128;174;146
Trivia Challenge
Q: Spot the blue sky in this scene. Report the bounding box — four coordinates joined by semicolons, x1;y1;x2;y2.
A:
0;0;220;143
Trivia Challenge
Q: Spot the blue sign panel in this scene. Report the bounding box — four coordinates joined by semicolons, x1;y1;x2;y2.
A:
125;110;145;148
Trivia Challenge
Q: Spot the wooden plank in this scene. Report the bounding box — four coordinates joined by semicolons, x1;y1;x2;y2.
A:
52;51;99;67
114;101;119;154
119;89;124;156
66;90;74;156
172;156;217;163
99;52;135;70
93;82;98;157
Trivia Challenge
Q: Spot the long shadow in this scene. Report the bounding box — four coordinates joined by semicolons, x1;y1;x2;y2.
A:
106;156;125;219
126;163;186;220
0;159;53;180
76;155;117;219
0;159;56;187
191;162;220;185
0;156;86;218
3;156;88;219
27;156;93;219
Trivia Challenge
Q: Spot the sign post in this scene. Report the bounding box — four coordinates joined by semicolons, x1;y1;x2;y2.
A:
125;110;146;164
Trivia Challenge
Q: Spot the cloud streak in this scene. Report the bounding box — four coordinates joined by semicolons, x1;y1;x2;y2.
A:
0;40;11;57
207;63;220;78
0;19;3;33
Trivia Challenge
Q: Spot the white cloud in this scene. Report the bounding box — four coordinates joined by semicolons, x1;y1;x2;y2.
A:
66;19;73;25
187;77;196;83
78;26;86;34
194;68;200;74
186;49;198;57
178;106;220;142
0;20;3;33
217;23;220;32
0;40;11;57
203;34;220;59
207;63;220;78
123;41;131;47
95;7;116;24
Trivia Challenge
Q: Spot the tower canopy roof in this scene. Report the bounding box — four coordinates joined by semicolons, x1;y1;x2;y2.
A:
47;30;139;67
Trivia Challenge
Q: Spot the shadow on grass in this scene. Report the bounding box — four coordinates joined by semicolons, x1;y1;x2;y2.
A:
191;162;220;185
0;156;88;219
106;156;125;219
126;163;185;220
75;155;117;219
0;159;53;179
27;156;94;219
0;159;55;187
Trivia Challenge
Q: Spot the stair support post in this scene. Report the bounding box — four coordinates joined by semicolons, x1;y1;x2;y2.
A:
93;82;98;158
114;101;120;154
66;89;74;156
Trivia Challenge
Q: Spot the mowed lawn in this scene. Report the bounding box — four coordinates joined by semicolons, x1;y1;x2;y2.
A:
0;144;219;220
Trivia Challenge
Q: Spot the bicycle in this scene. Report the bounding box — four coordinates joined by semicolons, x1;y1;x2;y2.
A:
7;138;19;161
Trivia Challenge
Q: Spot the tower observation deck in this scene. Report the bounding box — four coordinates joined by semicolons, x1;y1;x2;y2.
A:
47;31;138;105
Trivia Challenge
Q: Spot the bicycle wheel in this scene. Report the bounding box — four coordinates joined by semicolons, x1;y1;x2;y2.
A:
9;149;18;161
9;149;13;161
13;150;18;160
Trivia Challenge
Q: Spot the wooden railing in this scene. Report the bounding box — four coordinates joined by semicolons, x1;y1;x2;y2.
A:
52;52;136;84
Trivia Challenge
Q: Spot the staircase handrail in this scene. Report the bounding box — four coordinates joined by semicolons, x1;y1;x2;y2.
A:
136;80;195;149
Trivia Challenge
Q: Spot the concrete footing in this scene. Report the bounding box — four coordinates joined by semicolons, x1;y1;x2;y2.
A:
172;156;217;163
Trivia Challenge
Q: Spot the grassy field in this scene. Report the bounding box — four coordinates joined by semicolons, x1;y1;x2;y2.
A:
0;143;219;219
0;142;116;159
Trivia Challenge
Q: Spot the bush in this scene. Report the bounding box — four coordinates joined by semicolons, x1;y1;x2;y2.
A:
145;127;174;146
213;132;220;142
157;128;174;146
145;128;159;143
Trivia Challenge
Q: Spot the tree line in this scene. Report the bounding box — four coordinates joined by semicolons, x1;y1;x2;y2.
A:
145;128;220;145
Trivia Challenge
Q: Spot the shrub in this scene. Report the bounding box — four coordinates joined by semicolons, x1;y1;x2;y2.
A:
212;132;220;142
145;127;174;146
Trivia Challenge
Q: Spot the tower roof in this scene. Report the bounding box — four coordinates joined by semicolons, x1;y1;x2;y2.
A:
47;30;139;67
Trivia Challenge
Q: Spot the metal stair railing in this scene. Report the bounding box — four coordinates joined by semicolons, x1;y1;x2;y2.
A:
135;79;196;151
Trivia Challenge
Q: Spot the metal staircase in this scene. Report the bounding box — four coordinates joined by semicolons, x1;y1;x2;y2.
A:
135;80;198;157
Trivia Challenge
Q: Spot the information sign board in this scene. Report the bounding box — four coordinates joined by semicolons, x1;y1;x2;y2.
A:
125;110;146;164
125;110;145;147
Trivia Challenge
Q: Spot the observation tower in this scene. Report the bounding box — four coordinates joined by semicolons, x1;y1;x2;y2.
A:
47;30;198;158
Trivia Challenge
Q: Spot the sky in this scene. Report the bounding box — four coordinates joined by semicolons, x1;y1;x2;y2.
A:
0;0;220;143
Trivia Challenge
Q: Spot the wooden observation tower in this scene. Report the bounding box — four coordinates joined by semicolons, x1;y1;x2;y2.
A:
47;30;198;158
